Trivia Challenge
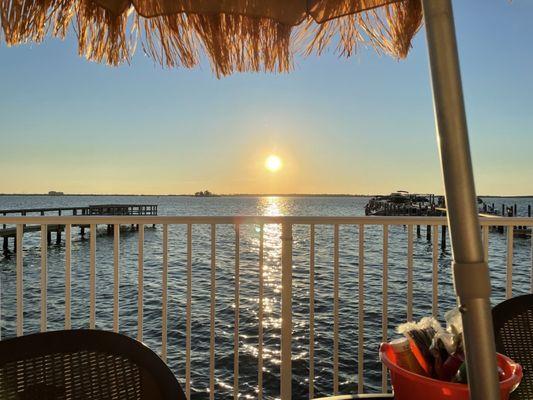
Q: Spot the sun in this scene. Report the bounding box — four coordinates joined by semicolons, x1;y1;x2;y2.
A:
265;155;282;172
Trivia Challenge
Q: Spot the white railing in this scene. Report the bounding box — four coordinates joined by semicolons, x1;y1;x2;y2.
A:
1;215;532;399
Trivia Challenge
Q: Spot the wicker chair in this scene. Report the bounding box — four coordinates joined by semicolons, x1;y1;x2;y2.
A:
0;329;186;400
493;293;533;399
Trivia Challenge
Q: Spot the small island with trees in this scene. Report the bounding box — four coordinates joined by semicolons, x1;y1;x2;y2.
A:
194;190;218;197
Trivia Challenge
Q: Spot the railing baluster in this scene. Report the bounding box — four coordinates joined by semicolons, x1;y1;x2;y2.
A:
381;225;389;393
210;224;216;399
186;223;192;399
281;223;293;400
40;224;47;332
258;224;264;400
358;224;365;394
407;224;413;322
65;224;71;330
234;224;240;400
309;224;315;399
16;224;23;336
138;223;144;341
506;226;513;299
113;224;120;333
89;224;96;329
531;227;533;294
333;224;340;394
161;224;168;361
432;225;438;317
482;225;489;263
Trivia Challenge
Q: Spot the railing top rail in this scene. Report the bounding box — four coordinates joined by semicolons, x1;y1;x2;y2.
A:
0;215;531;226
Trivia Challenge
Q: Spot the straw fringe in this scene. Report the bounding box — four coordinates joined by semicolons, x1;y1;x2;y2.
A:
1;0;422;75
189;14;292;76
140;14;199;70
76;0;130;65
375;0;422;57
302;0;422;58
140;13;292;76
1;0;68;44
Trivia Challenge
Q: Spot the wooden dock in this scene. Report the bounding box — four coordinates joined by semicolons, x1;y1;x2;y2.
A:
1;204;157;255
366;192;533;251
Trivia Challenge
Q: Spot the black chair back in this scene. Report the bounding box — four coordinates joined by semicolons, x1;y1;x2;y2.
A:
493;293;533;399
0;329;186;400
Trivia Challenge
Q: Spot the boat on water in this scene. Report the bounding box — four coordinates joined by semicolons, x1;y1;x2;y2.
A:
365;191;496;217
365;191;438;216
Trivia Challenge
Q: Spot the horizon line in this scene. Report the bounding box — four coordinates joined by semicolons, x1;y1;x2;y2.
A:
1;193;532;198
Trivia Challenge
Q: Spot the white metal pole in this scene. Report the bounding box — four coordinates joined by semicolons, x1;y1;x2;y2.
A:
421;1;500;399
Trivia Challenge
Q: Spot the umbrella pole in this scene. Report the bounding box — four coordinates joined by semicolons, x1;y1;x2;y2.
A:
421;1;500;399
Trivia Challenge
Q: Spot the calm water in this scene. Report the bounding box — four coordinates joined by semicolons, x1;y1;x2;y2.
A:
0;195;532;399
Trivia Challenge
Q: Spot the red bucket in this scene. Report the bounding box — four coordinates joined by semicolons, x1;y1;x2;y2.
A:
379;343;522;400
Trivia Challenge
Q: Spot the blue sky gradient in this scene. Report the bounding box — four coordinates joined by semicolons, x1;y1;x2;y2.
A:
0;0;532;195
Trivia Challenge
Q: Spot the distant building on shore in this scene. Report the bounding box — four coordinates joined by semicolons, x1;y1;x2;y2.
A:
48;191;64;196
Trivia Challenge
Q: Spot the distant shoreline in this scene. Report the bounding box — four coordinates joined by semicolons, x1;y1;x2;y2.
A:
1;193;533;198
0;193;372;197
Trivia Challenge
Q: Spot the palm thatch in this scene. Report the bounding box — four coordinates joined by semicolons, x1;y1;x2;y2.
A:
0;0;422;76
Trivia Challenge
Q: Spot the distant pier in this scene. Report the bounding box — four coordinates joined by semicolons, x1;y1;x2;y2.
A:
1;204;157;255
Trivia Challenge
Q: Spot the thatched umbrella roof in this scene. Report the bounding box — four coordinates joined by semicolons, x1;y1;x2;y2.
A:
1;0;422;75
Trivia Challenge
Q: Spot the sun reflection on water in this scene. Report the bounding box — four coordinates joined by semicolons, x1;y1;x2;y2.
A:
261;196;283;216
258;197;285;338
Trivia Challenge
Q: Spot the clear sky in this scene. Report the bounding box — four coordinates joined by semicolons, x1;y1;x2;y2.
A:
0;0;532;195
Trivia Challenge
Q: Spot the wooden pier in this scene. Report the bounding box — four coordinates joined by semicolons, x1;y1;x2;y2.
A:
1;204;157;255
